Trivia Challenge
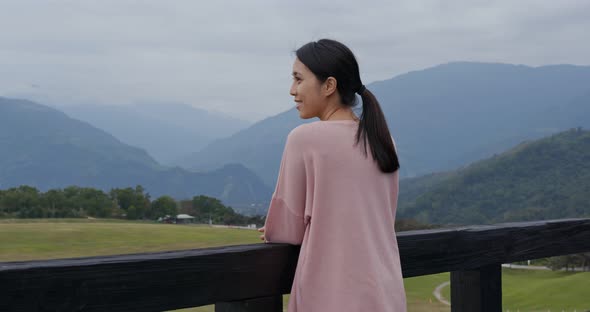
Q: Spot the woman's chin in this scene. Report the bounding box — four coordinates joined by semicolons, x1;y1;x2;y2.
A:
298;111;309;119
297;108;314;119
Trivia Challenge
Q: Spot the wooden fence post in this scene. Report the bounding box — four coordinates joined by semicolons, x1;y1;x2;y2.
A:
451;263;502;312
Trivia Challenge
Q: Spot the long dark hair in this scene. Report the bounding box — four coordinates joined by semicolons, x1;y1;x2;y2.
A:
296;39;400;173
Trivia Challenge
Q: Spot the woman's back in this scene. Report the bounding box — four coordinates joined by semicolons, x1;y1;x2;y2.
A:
264;119;406;311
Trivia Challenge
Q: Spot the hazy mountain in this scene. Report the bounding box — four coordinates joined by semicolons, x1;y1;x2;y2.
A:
178;108;305;187
60;102;252;165
371;62;590;177
397;127;590;225
180;62;590;187
534;91;590;131
0;97;270;206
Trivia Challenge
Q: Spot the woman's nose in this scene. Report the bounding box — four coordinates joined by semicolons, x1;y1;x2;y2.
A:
289;83;297;96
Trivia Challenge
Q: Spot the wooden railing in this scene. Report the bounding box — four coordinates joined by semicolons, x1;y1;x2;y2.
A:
1;218;589;311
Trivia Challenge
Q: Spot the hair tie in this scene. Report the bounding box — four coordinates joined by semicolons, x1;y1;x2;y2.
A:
356;84;366;94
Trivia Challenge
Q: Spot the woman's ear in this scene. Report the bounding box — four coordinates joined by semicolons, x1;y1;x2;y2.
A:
323;77;338;97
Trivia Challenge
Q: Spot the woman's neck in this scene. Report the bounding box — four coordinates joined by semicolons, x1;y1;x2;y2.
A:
320;106;358;121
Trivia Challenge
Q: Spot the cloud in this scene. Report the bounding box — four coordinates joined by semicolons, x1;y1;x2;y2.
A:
0;0;589;121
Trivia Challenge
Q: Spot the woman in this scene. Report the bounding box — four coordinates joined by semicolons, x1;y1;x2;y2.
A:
258;39;406;311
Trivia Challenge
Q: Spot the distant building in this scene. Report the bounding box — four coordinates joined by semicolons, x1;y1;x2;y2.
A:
157;214;195;224
175;214;195;224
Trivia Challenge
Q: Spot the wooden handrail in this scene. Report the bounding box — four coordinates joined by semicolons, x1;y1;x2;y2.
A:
1;218;589;311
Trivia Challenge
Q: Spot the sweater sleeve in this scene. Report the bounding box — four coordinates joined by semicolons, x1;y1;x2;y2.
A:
263;128;308;245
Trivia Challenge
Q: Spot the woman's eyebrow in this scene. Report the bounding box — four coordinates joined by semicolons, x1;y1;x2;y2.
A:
292;71;301;77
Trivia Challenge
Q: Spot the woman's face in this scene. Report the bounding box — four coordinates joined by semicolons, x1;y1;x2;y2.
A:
290;57;325;119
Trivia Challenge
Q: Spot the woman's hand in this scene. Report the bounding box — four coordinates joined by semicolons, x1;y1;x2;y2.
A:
258;226;267;242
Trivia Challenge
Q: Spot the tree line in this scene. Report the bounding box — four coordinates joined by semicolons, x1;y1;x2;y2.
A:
0;185;436;231
546;253;590;271
0;185;264;226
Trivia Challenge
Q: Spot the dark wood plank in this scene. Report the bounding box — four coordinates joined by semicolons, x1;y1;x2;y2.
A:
215;295;283;312
0;244;299;312
398;218;590;277
451;264;502;312
0;218;589;311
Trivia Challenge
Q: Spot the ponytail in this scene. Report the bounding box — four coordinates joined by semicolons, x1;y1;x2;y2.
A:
356;88;400;173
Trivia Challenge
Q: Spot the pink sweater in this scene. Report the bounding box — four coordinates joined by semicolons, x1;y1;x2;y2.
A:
264;119;407;312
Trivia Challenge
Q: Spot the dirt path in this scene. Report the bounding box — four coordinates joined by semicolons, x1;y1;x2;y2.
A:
433;281;450;306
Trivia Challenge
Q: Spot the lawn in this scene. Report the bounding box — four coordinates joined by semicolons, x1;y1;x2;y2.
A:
0;218;261;261
501;268;590;311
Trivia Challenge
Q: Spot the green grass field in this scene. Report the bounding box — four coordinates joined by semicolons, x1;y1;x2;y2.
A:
1;219;588;312
501;268;590;311
0;218;261;261
437;269;590;311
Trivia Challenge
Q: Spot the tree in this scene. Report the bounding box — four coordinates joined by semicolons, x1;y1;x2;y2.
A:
127;205;139;220
110;185;150;218
547;254;582;271
192;195;223;223
150;196;178;219
110;187;136;211
41;189;66;218
77;188;113;218
1;186;42;217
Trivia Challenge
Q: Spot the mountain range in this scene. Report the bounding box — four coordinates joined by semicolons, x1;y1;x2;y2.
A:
180;62;590;188
0;97;271;208
397;127;590;225
59;102;251;165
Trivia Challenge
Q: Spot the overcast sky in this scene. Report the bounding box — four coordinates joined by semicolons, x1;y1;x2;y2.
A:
1;0;589;122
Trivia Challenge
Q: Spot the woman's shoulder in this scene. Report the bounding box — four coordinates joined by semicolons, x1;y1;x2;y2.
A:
287;120;333;142
289;119;357;137
287;120;357;150
288;121;317;137
286;122;317;148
